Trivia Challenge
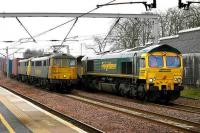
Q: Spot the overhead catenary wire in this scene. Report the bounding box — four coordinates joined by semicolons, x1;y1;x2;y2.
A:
21;0;116;42
11;0;116;48
9;0;117;54
60;17;79;48
8;48;24;56
101;17;121;50
16;17;37;43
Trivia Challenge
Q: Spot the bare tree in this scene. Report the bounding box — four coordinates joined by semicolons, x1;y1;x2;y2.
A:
86;5;200;52
110;5;200;51
85;36;105;53
159;5;200;37
109;18;154;50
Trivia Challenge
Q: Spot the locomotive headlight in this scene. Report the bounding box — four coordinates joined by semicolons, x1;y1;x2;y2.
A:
174;77;182;83
64;75;66;78
149;77;156;83
149;78;153;83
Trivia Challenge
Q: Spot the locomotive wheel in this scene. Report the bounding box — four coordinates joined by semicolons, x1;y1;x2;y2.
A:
158;92;170;104
119;83;129;97
81;77;90;90
137;84;146;100
147;87;159;102
91;79;98;90
129;86;137;98
48;84;55;91
147;90;157;102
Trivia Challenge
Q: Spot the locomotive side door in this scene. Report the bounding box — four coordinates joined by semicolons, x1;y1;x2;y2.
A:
139;55;147;80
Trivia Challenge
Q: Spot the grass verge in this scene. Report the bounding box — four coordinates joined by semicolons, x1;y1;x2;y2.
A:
181;86;200;100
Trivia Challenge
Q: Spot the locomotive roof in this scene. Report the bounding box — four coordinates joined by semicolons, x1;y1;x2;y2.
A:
144;44;181;54
18;57;33;63
31;53;75;61
82;44;181;60
31;56;50;61
19;53;75;62
50;53;75;58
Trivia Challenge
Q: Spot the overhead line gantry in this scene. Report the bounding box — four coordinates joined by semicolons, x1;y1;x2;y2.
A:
0;13;158;19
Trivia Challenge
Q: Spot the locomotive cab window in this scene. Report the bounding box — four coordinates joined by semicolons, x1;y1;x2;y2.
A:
53;58;60;66
69;59;76;67
53;58;70;67
166;56;180;67
149;55;163;67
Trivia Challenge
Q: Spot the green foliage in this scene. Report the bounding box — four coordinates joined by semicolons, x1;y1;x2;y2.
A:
181;86;200;100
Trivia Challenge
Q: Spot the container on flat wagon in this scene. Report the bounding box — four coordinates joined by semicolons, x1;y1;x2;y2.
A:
0;58;4;71
6;59;12;75
3;58;6;73
12;58;21;76
4;59;12;75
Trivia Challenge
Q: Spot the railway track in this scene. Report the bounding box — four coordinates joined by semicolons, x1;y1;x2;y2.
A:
170;103;200;114
66;94;200;133
2;81;200;133
73;89;200;115
1;85;103;133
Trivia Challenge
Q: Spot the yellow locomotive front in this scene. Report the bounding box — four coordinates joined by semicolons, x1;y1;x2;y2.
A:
139;46;184;102
48;53;77;89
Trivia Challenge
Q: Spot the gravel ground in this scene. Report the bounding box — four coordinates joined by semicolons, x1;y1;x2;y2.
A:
0;74;183;133
173;97;200;107
72;89;200;124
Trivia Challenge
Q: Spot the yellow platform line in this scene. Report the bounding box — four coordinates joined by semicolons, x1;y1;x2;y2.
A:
0;113;15;133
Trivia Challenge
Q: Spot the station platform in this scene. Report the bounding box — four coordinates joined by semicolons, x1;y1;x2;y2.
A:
0;87;86;133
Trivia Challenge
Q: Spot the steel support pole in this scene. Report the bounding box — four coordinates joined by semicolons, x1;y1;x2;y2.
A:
6;46;9;78
153;18;159;45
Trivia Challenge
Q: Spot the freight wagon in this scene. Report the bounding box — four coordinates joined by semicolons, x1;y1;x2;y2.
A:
11;58;21;78
3;59;12;76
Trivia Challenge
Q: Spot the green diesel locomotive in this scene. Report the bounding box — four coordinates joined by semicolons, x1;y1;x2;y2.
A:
81;44;184;103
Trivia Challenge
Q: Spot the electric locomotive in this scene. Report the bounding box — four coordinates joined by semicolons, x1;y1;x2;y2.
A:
18;53;77;91
81;44;184;103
